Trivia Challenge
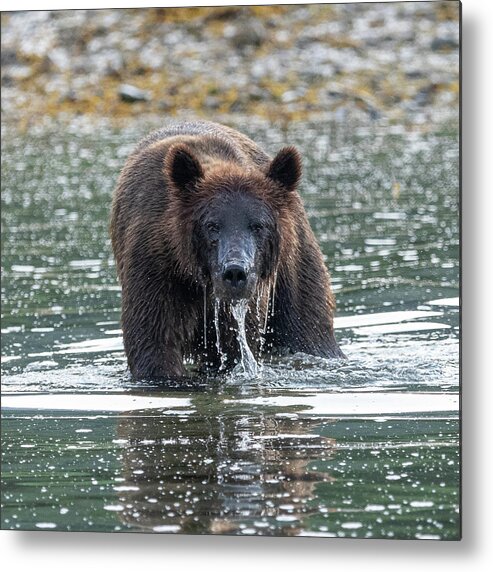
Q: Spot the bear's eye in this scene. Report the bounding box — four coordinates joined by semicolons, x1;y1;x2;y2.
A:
206;221;220;233
250;222;263;233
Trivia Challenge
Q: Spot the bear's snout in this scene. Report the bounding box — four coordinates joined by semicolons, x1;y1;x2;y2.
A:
222;263;248;290
214;256;256;301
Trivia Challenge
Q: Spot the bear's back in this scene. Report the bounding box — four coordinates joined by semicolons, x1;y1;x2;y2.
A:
132;120;270;168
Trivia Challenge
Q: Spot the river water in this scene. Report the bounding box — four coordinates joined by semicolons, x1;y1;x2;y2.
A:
1;118;460;538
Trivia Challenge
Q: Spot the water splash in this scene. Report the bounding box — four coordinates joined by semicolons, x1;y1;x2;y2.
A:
230;299;259;377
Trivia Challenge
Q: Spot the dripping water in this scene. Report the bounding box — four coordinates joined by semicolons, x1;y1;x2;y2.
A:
214;299;228;371
261;271;277;341
255;282;264;331
269;270;278;327
209;276;278;377
230;299;259;377
263;286;270;337
255;280;271;358
203;285;207;350
256;283;266;357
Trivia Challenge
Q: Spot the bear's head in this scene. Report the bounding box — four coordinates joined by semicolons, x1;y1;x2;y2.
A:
164;143;301;302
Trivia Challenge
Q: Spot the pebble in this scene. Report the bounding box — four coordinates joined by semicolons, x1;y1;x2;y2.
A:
118;83;151;103
431;37;459;52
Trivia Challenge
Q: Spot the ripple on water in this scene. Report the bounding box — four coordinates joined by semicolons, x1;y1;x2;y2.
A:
1;301;459;394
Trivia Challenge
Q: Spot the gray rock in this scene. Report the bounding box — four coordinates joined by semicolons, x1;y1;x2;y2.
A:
1;49;18;66
1;74;14;87
204;96;221;110
225;19;267;50
158;101;173;112
405;70;425;79
414;83;439;107
431;37;459;52
118;84;151;103
59;89;78;103
248;86;269;102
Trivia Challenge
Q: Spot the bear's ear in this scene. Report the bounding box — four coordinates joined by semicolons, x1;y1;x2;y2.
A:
165;144;204;191
267;146;302;191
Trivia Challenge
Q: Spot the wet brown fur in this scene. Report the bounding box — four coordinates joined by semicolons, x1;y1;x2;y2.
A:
110;120;343;379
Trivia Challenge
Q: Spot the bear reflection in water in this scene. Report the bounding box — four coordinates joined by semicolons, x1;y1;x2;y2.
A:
111;121;343;380
115;410;336;535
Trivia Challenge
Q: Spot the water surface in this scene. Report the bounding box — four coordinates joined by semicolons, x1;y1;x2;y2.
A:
1;118;460;538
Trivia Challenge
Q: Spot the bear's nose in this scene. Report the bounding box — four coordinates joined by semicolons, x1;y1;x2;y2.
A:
222;264;248;289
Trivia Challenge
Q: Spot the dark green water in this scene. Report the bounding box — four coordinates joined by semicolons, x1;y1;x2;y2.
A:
1;119;460;538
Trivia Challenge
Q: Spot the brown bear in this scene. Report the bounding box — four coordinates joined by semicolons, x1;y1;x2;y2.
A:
110;120;343;379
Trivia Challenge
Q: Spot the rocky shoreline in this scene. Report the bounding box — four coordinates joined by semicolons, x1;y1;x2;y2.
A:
1;3;459;130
